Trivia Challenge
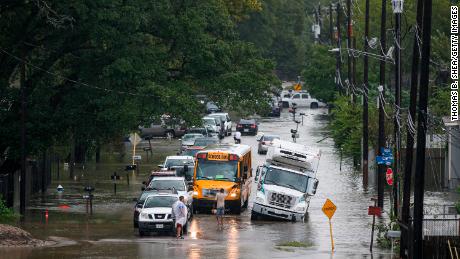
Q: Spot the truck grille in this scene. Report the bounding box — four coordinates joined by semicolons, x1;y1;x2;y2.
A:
268;191;294;209
154;214;166;219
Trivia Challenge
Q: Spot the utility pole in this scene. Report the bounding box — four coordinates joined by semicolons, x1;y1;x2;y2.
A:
377;0;387;209
329;3;333;45
362;0;370;186
336;2;342;94
346;0;353;101
413;0;433;256
401;0;424;256
314;7;319;44
20;49;27;217
392;0;403;219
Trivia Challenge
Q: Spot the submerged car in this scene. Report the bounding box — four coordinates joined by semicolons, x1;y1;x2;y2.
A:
180;133;205;151
159;156;194;170
193;137;219;147
138;193;190;236
236;119;258;136
257;134;280;154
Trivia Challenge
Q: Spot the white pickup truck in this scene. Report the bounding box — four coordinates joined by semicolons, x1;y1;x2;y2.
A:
251;139;320;222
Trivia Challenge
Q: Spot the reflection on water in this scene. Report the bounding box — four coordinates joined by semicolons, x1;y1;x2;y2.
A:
188;245;201;259
226;218;239;259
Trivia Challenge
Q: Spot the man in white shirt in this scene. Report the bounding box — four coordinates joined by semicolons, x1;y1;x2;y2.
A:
172;196;187;239
215;188;226;228
234;131;241;144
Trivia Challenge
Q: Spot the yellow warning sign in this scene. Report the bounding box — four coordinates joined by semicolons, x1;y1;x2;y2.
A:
322;198;337;219
294;83;302;91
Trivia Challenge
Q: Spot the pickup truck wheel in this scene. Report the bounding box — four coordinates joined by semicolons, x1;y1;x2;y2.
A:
251;211;259;220
139;229;145;237
310;102;319;109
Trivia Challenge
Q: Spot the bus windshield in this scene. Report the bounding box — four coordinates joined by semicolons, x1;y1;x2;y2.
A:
263;167;308;193
196;160;238;182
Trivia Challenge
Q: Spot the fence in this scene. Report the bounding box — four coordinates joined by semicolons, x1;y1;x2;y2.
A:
0;153;53;208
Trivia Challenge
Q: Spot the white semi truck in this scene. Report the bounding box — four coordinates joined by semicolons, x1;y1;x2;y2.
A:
251;139;320;222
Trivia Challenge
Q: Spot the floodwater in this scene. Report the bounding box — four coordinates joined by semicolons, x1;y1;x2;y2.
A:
1;108;455;259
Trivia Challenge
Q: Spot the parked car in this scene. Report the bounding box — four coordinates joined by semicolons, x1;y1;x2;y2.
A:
140;116;187;139
236;119;258;135
180;133;204;151
202;116;221;134
138;193;190;236
268;102;281;117
206;114;226;138
288;91;327;108
207;113;232;136
193;137;219;147
181;146;205;157
133;190;156;228
187;127;212;137
256;134;280;154
205;101;222;113
159;156;195;170
281;90;292;108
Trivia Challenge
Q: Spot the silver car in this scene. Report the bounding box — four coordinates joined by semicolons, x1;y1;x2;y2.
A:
257;134;280;154
180;133;204;151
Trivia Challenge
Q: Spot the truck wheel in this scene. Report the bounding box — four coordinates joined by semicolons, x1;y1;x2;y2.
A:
310;102;318;109
139;229;145;237
243;198;248;209
251;211;259;220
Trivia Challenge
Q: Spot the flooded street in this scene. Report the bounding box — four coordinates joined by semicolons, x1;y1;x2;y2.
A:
0;108;453;259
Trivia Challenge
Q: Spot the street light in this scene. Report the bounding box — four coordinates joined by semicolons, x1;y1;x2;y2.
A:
391;0;404;13
329;47;394;63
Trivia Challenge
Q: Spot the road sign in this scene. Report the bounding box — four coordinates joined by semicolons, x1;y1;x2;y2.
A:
376;156;394;165
386;168;393;185
129;133;141;145
380;147;393;157
368;206;382;216
322;198;337;219
133;155;142;161
294;83;302;91
322;198;336;252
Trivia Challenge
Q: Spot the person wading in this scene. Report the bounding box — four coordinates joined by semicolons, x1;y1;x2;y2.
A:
172;196;187;239
215;188;226;228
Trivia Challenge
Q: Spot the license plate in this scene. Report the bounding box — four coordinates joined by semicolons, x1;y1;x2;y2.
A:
244;129;249;132
156;224;163;229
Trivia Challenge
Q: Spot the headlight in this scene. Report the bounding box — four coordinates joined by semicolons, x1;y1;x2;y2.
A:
228;188;239;198
256;197;265;203
193;191;198;196
230;193;237;198
140;213;149;219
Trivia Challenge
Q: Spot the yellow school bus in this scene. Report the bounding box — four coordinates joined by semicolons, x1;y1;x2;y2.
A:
192;144;252;214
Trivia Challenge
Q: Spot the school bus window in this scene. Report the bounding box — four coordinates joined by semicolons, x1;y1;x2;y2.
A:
196;160;238;182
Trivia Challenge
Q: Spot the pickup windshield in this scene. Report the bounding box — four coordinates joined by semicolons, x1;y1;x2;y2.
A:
196;160;238;181
165;159;194;168
202;118;216;126
148;180;186;191
144;196;178;208
263;167;308;193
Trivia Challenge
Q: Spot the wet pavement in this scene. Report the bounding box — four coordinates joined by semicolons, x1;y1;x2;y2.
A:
1;108;455;259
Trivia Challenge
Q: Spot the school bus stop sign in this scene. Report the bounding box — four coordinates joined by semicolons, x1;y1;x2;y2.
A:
322;198;337;219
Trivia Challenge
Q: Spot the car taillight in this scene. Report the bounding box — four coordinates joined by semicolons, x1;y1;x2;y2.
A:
237;124;242;128
250;124;256;128
196;153;207;159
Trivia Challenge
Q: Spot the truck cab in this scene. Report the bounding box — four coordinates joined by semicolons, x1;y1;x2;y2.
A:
251;139;320;222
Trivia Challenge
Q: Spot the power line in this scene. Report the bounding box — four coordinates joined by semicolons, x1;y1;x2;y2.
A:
0;47;157;98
